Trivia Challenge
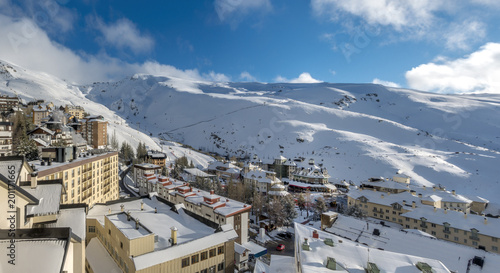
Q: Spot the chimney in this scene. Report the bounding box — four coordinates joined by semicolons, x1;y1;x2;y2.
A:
411;191;416;196
464;213;467;219
210;190;215;195
313;230;319;239
120;204;124;212
171;226;178;245
412;201;416;209
418;193;422;198
155;207;157;213
452;190;456;195
484;217;488;225
135;219;140;230
387;192;391;195
380;194;384;199
444;209;447;214
402;200;406;206
141;201;144;211
127;211;131;221
30;172;38;189
434;207;437;212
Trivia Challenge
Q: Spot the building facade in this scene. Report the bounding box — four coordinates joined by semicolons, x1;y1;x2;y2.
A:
0;118;13;156
64;105;86;119
82;116;108;149
31;151;119;207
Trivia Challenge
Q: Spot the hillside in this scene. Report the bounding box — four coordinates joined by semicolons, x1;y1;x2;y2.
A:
1;60;499;203
86;74;500;202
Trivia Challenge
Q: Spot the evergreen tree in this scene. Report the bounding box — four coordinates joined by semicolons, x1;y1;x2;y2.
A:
136;142;147;162
110;130;119;150
17;137;39;161
267;196;285;228
119;141;135;161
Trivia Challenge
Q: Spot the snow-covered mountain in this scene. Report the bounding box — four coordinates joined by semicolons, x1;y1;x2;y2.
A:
1;60;499;203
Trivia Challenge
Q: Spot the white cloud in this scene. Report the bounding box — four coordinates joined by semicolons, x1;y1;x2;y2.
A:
0;14;228;86
274;72;322;83
311;0;444;31
214;0;272;27
405;43;500;93
239;71;257;81
94;17;154;54
203;71;231;82
445;20;486;50
372;78;400;88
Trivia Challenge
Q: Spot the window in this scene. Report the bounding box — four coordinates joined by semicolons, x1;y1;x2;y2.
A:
108;229;111;235
464;239;468;243
88;226;96;233
431;231;436;235
454;237;459;241
200;269;208;273
454;228;459;233
218;246;224;255
218;262;224;271
120;242;123;249
445;234;449;239
209;248;216;257
493;246;498;251
431;223;436;228
493;238;498;242
473;241;478;246
201;251;208;261
192;254;199;264
181;257;190;268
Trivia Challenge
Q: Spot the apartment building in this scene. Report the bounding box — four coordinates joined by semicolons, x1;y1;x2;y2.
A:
29;151;119;207
64;105;86;119
82;115;108;149
0;156;86;273
86;197;238;273
0;94;19;112
401;207;500;254
347;188;499;253
145;150;167;166
138;174;251;245
0;118;13;156
32;103;53;126
295;222;452;273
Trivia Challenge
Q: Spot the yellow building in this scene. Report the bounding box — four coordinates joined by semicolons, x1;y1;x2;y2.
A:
30;151;119;207
86;197;238;273
65;105;86;119
0;156;86;273
347;188;500;253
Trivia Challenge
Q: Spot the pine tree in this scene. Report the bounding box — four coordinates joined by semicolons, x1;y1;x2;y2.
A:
17;137;39;161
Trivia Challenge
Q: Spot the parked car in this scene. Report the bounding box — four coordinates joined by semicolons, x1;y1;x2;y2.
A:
276;244;285;251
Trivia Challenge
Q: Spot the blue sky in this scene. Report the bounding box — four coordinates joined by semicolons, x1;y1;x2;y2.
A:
0;0;499;93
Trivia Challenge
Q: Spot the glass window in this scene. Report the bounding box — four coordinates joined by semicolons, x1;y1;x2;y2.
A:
181;258;190;268
218;246;224;255
191;254;199;264
201;251;208;261
209;248;216;257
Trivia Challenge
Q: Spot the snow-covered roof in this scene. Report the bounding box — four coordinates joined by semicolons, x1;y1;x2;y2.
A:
234;242;250;255
361;180;409;191
33;138;50;147
133;224;238;270
182;188;251;216
0;239;67;273
47;207;86;241
88;198;215;250
23;183;62;216
208;160;241;171
134;162;161;169
183;168;215;177
296;222;451;273
30;151;118;173
401;206;500;238
287;180;336;190
324;214;500;273
244;169;280;184
269;255;296;273
147;151;167;159
86;238;123;273
28;126;55;135
348;189;421;209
